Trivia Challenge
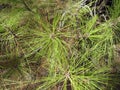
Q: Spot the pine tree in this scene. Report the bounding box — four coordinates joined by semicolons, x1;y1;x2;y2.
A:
0;0;120;90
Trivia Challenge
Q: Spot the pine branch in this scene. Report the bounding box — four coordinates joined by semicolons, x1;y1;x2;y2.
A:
22;0;34;13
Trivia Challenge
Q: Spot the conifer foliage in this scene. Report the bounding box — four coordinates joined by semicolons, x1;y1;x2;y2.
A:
0;0;120;90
